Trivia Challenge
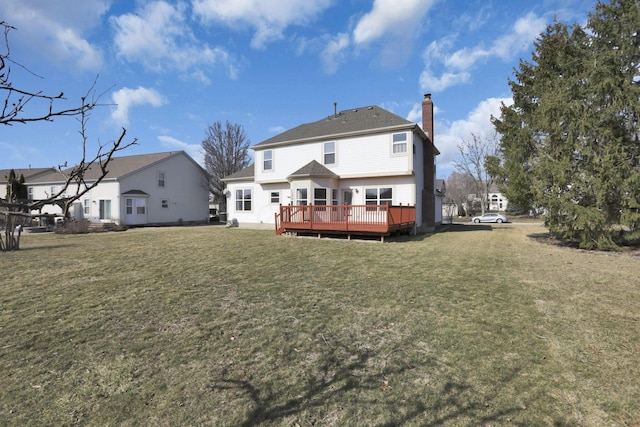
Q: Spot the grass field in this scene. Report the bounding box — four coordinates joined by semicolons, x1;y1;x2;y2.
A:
1;224;638;426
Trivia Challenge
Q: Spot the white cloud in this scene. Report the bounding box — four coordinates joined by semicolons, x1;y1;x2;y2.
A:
320;33;350;74
157;135;204;165
1;0;107;71
420;71;471;93
111;1;237;79
420;12;547;93
352;0;436;45
433;97;512;177
111;87;167;126
406;103;441;124
192;0;333;49
268;126;287;134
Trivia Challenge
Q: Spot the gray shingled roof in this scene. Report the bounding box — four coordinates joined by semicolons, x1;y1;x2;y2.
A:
25;151;191;183
288;160;337;179
0;168;56;185
253;105;420;148
222;164;255;182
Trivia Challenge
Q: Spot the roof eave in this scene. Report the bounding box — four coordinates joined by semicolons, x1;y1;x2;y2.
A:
253;123;422;150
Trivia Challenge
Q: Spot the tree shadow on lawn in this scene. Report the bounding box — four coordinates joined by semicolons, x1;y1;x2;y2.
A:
208;338;524;426
6;243;76;252
441;223;494;232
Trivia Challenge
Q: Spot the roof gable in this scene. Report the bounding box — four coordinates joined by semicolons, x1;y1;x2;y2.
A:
254;105;419;148
288;160;337;179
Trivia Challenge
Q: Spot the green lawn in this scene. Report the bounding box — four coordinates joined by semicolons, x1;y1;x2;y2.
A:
1;224;638;426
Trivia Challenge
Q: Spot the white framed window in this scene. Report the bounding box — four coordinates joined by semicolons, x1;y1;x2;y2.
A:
270;191;280;204
323;141;336;164
99;199;112;220
157;171;166;187
314;188;327;205
332;189;338;205
365;187;393;206
28;187;33;201
296;188;308;206
161;199;169;208
125;198;133;215
50;186;57;196
263;150;273;171
83;199;90;215
235;189;252;211
392;133;407;154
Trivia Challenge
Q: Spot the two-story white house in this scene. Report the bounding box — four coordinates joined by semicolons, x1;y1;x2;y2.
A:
25;151;209;226
223;95;441;234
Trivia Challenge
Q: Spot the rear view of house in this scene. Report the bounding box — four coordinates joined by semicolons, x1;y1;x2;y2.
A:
223;95;442;236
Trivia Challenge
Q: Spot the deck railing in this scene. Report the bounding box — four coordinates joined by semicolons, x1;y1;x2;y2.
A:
275;204;415;235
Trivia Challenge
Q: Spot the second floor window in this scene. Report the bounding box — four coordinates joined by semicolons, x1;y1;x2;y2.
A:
157;171;166;187
392;133;407;154
324;141;335;164
263;150;273;171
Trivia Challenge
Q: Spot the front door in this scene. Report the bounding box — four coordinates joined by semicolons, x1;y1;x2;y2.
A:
124;197;148;225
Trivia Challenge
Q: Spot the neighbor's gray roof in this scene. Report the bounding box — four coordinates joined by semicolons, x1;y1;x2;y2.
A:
0;168;56;185
288;160;338;180
253;105;423;148
25;151;195;184
221;164;255;182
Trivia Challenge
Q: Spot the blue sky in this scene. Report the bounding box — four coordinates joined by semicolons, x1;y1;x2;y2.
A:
0;0;595;177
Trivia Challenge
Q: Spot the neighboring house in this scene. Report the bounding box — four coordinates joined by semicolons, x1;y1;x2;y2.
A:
464;184;509;214
1;167;57;200
487;184;509;212
223;94;441;233
22;151;209;226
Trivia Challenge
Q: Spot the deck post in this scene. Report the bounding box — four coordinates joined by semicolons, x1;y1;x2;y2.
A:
345;204;349;232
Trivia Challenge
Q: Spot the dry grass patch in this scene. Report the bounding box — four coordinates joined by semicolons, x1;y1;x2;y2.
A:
0;224;638;426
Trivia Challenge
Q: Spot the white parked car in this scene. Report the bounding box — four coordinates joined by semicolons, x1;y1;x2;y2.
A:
471;213;508;223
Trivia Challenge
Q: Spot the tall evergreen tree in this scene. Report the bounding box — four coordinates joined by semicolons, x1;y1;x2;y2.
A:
493;0;640;249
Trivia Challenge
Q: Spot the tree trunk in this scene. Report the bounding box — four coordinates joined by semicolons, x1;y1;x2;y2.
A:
1;211;27;251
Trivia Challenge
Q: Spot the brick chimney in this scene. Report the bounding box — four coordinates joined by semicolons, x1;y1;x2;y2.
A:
422;93;434;143
421;93;436;230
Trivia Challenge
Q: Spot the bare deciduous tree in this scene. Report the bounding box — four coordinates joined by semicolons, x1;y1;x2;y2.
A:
201;120;251;210
0;22;137;251
445;171;475;218
453;133;499;215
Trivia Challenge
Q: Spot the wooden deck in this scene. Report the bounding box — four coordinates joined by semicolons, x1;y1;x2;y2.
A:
275;204;416;240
